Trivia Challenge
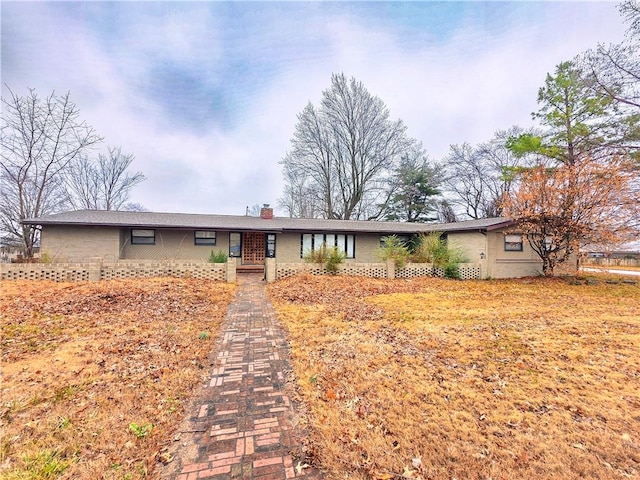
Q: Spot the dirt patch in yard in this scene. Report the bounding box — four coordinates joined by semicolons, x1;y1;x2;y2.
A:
1;278;235;480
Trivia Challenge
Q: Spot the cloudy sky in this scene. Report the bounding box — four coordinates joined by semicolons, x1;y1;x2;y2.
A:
2;1;626;216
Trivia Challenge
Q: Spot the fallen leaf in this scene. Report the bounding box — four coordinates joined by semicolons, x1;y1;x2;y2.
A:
402;465;417;477
374;473;394;480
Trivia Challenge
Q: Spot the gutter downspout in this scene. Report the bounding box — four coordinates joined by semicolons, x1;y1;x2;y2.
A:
479;229;489;279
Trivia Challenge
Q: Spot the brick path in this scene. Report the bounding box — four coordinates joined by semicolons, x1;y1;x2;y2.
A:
160;273;322;480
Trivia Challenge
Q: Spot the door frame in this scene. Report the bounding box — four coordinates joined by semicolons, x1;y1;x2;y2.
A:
241;232;266;265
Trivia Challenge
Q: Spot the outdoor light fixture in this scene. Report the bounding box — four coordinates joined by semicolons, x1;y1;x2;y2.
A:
480;252;486;259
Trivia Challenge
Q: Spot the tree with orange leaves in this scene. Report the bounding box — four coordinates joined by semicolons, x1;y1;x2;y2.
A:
506;60;639;275
502;157;638;276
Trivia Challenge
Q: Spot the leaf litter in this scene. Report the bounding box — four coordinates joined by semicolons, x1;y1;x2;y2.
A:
268;274;640;480
1;278;235;479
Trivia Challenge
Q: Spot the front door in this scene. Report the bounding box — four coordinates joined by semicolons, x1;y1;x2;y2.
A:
242;232;265;265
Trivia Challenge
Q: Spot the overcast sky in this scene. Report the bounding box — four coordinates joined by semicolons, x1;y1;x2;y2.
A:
1;1;626;216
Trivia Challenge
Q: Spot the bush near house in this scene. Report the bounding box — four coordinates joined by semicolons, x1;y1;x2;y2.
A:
303;242;346;274
208;250;228;263
379;233;468;278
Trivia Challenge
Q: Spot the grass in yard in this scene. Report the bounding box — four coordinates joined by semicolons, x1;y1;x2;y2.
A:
581;264;640;272
1;278;235;479
268;274;640;480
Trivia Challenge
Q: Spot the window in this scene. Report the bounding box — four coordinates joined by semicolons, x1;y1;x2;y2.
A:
131;229;155;245
194;230;216;246
504;234;523;251
266;234;276;258
301;233;355;259
229;232;241;257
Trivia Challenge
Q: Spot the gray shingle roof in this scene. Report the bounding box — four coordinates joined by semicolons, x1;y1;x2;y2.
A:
23;209;514;234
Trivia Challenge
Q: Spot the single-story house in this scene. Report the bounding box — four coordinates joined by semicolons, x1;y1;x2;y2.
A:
22;206;549;279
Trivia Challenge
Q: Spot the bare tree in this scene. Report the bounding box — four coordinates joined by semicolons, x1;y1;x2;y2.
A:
66;146;145;211
65;154;100;210
280;73;412;220
442;143;492;219
622;0;640;38
581;1;640;124
443;127;535;219
0;87;102;256
278;161;324;219
435;199;458;223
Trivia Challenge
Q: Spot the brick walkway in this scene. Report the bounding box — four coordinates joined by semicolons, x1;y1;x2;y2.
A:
160;273;322;480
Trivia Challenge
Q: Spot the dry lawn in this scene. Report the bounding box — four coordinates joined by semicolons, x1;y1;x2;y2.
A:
0;278;235;480
268;274;640;480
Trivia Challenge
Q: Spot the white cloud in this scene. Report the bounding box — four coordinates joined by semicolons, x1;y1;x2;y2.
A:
2;2;627;215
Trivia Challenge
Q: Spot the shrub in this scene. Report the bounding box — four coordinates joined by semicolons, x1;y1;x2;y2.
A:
378;235;410;268
412;233;449;267
443;262;460;279
413;233;468;278
325;246;346;274
208;250;228;263
303;243;330;264
303;243;345;274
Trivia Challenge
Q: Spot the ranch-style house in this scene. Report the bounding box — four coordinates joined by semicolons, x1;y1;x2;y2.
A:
15;205;554;281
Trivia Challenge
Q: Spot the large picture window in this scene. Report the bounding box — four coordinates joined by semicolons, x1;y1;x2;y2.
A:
504;234;523;251
194;230;216;246
131;229;155;245
301;233;355;259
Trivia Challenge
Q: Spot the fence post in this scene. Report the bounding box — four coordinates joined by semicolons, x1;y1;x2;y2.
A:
386;259;395;279
87;258;102;281
226;257;236;283
265;258;276;283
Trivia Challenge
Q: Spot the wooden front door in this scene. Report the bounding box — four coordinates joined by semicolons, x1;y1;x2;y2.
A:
242;232;265;265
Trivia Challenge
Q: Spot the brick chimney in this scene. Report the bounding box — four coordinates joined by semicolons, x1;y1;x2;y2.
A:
260;204;273;219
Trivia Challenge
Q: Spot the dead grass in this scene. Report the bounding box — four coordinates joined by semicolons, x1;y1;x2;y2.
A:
268;274;640;480
581;264;640;272
0;278;235;480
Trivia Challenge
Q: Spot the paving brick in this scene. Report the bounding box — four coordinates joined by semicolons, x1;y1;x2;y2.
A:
207;450;236;462
254;417;279;425
197;465;231;477
253;456;283;468
181;462;210;473
235;438;244;457
245;435;255;455
253;471;286;480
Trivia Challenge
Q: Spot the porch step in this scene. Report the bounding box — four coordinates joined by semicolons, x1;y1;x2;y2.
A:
236;265;265;273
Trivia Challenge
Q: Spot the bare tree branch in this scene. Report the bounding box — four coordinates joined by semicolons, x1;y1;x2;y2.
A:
279;73;412;220
1;86;102;256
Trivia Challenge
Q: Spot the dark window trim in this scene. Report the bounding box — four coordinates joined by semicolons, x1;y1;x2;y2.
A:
266;233;276;258
229;232;242;258
131;229;155;245
504;234;524;252
194;230;217;246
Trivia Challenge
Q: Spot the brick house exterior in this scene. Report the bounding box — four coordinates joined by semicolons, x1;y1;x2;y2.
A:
23;207;549;279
